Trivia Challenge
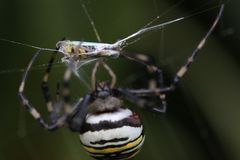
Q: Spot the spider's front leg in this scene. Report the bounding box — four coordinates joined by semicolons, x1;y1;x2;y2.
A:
59;65;94;132
40;52;63;123
18;50;63;131
40;52;71;124
67;94;92;132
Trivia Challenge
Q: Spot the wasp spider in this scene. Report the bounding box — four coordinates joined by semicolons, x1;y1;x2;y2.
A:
17;4;224;160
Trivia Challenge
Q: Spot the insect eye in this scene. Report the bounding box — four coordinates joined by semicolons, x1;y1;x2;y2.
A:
71;48;75;53
64;45;73;54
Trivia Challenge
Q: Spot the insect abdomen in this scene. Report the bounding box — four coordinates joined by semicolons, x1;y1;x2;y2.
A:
79;108;144;160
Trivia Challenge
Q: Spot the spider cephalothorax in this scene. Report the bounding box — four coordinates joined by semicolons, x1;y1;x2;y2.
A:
89;82;122;113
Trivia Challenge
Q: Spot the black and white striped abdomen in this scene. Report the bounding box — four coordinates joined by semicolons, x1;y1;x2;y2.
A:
79;108;144;160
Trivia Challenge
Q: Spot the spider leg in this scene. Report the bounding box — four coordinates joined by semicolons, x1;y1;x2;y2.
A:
121;52;164;88
62;68;73;114
55;81;61;101
67;94;92;132
18;50;66;131
60;68;87;119
41;52;68;123
41;53;56;114
172;4;224;87
121;52;171;111
114;88;166;113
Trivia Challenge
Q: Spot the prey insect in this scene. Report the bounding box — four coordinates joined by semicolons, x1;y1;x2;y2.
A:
0;4;223;78
0;15;184;76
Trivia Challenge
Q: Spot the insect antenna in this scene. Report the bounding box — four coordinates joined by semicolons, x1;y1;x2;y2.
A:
113;17;184;49
113;3;224;49
0;37;58;52
80;0;101;43
0;61;64;75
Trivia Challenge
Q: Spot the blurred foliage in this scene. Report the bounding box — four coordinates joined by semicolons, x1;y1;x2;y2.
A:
0;0;240;160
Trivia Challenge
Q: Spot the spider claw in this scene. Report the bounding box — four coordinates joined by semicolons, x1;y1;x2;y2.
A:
152;107;166;113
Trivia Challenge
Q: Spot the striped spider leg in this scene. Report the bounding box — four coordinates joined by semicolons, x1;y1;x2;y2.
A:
18;50;91;131
118;4;224;112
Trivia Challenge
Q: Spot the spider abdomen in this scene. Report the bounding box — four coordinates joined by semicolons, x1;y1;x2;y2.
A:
79;108;144;160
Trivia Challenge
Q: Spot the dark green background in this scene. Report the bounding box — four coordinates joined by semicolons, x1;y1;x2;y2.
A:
0;0;240;160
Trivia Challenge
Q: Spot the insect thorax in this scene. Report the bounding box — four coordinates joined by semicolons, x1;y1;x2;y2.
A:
56;40;120;60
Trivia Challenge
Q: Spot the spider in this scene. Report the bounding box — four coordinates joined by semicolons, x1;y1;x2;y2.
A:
17;4;224;160
18;50;150;159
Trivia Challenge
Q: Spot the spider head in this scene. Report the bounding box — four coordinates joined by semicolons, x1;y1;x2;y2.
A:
94;81;111;99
